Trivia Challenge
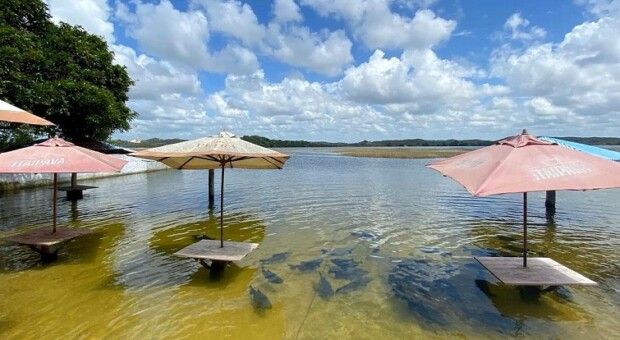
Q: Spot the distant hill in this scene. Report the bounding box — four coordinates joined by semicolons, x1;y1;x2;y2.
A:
110;135;620;149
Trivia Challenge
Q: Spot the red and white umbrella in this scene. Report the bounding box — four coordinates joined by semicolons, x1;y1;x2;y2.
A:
427;130;620;266
0;99;54;126
0;136;127;232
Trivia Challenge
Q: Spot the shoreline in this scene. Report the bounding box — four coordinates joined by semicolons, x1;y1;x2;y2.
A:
331;147;471;159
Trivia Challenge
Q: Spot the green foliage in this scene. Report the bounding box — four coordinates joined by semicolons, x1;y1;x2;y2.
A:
110;138;187;149
0;0;135;146
241;135;494;147
557;137;620;145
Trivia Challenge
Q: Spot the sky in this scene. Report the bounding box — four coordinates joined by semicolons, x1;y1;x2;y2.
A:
43;0;620;142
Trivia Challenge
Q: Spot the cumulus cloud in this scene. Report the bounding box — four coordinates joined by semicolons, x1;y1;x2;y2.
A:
111;45;202;100
45;0;115;42
491;13;620;135
46;0;620;140
492;16;620;108
301;0;456;50
355;8;456;50
266;24;353;76
502;13;546;41
192;0;265;46
299;0;368;22
341;49;482;111
576;0;620;17
273;0;303;23
124;1;211;68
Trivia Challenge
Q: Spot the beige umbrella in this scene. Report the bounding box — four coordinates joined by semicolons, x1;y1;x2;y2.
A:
130;131;289;247
0;99;55;126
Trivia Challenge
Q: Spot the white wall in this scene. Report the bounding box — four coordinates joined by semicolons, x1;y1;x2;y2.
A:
0;155;169;190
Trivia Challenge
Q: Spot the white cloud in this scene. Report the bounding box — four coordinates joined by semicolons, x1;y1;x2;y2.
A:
300;0;368;23
203;70;391;140
207;45;261;74
526;97;569;116
45;0;115;42
126;1;210;68
124;94;214;139
266;24;353;76
301;0;455;50
273;0;303;23
492;14;620;135
492;16;620;110
192;0;265;46
503;13;546;41
356;8;456;50
111;45;202;100
46;0;620;140
341;49;482;110
576;0;620;17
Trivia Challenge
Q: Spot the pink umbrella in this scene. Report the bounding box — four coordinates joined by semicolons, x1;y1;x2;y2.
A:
0;99;55;126
0;136;127;232
427;130;620;267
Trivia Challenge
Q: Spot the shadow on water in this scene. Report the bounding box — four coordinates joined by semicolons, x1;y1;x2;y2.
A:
94;211;267;291
473;279;587;321
0;230;106;272
0;320;16;336
184;262;256;288
385;246;592;337
469;217;613;282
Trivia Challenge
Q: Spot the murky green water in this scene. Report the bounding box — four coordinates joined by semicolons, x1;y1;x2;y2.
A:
1;149;619;339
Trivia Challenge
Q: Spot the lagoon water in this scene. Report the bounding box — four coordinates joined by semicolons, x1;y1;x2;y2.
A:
1;149;619;339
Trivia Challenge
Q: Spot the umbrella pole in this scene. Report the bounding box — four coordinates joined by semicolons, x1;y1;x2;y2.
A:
220;163;225;248
523;192;528;267
53;173;58;233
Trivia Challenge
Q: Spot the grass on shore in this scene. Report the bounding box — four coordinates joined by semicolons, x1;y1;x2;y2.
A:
336;147;470;159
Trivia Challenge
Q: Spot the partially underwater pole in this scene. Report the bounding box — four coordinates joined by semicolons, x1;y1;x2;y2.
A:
545;190;556;213
208;169;215;209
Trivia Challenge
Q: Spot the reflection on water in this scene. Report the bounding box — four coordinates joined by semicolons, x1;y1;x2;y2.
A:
1;149;620;338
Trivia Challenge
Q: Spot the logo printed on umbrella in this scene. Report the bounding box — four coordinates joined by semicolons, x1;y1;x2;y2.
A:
529;158;591;180
11;158;65;168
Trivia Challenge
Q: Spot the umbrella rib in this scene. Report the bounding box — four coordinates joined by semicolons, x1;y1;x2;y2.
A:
178;157;195;169
263;156;285;169
474;149;514;196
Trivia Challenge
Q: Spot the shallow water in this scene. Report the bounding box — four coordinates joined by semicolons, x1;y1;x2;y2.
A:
1;149;619;339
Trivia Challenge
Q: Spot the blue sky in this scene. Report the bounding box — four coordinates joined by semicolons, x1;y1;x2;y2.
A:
44;0;620;142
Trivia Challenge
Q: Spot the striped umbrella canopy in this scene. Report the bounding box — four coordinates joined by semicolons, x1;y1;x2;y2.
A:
0;99;54;126
130;131;289;247
539;136;620;161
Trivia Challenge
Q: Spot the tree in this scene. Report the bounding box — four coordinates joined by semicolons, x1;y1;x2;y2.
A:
0;0;136;145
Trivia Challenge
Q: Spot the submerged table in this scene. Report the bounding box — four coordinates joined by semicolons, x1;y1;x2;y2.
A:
475;257;597;286
57;185;98;200
3;227;89;262
174;239;259;270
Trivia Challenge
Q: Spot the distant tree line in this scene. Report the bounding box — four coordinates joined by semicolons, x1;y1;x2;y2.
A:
558;137;620;145
110;138;186;149
109;135;620;150
241;135;495;147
